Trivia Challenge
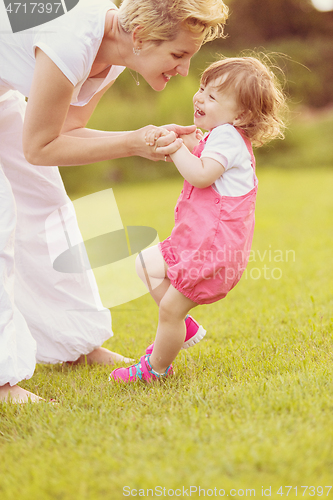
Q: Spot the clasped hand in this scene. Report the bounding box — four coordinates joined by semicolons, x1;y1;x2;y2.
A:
144;125;203;161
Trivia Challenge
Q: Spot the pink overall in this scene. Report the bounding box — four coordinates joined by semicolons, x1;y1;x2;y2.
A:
159;129;258;305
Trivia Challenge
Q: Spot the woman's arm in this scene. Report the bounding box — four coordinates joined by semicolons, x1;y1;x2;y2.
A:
23;49;185;166
170;144;225;188
61;84;124;137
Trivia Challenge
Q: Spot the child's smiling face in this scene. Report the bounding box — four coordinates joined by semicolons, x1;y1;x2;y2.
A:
193;76;242;131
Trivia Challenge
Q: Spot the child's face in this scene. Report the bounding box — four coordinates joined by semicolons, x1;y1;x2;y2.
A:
193;77;241;131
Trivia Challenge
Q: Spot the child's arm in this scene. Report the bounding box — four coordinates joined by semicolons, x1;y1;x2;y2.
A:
147;127;225;188
170;144;225;189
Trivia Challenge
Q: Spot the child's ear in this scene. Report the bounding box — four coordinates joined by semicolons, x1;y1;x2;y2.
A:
232;116;242;127
233;110;249;126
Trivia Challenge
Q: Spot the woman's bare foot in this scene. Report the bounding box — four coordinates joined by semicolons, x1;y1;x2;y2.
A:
0;383;43;403
68;347;134;366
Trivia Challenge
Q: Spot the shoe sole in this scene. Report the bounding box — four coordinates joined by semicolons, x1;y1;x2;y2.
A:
182;325;207;349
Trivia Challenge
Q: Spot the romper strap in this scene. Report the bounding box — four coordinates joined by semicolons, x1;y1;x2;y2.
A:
234;128;257;186
234;128;255;167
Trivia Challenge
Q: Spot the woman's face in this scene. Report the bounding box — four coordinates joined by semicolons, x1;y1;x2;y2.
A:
136;29;204;91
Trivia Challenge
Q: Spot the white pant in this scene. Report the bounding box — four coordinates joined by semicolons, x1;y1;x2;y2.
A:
0;90;113;386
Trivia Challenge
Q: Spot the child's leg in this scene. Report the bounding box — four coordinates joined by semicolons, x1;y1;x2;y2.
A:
136;245;170;305
136;245;202;372
149;285;197;373
111;248;201;382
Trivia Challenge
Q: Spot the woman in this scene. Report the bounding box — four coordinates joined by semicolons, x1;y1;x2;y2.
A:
0;0;228;402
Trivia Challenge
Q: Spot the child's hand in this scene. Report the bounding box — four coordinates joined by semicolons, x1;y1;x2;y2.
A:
179;128;203;152
145;126;182;160
196;128;204;141
144;126;170;147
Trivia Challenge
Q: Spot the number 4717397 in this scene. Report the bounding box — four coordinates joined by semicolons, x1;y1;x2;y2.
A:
5;3;62;14
277;486;332;496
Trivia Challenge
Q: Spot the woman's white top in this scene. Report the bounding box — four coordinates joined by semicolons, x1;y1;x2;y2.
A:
200;124;255;197
0;0;125;105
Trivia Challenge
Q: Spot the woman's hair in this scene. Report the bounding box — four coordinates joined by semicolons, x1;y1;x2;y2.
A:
118;0;228;44
201;56;288;146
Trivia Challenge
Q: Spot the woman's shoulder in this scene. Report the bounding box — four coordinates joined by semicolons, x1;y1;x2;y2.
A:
35;0;116;40
32;0;117;86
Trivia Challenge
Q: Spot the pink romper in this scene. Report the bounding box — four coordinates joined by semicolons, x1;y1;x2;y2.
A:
159;129;258;305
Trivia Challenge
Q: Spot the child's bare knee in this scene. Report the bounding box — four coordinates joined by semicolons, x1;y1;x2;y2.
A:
159;294;179;321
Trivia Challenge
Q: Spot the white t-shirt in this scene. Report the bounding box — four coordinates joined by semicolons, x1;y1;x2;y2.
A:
200;124;255;197
0;0;125;105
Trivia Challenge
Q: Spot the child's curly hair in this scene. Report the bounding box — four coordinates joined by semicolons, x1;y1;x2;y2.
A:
201;55;288;147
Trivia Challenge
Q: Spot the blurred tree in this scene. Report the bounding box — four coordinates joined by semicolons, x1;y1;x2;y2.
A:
209;0;333;107
223;0;333;45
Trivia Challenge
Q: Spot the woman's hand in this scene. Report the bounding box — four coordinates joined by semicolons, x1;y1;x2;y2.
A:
163;123;196;137
156;124;203;157
144;126;174;147
145;126;181;161
143;123;201;160
130;125;183;162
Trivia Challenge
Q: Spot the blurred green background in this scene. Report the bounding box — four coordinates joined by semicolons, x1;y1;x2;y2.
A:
60;0;333;194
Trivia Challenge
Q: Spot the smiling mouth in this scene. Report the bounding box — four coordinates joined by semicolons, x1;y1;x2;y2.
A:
163;73;172;81
194;106;205;117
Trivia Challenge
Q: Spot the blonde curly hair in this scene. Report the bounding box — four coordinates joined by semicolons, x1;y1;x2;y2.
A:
201;55;288;147
118;0;228;44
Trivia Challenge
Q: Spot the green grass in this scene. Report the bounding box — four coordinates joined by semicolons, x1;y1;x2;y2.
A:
1;169;333;499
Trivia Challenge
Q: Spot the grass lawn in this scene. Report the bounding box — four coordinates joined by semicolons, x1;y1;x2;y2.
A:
0;168;332;500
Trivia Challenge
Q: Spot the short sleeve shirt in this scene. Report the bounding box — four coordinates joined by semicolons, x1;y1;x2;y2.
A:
0;0;125;105
200;124;255;197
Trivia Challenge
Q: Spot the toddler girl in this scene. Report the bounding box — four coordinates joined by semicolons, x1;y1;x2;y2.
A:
110;56;287;383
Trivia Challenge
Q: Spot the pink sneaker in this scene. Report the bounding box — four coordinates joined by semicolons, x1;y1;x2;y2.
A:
145;315;206;355
109;354;173;383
